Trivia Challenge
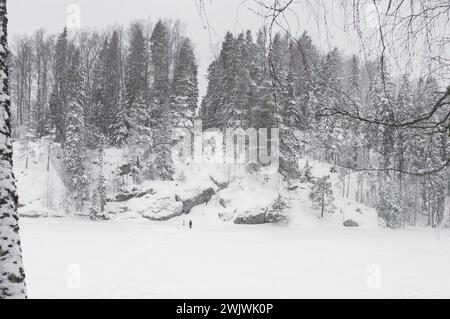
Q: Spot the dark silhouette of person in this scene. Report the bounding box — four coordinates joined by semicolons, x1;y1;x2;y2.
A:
189;220;192;229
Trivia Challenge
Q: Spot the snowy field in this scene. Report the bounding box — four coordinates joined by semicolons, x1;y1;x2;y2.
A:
20;218;450;299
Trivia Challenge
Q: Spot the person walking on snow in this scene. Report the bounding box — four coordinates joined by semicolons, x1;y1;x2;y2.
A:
189;220;192;229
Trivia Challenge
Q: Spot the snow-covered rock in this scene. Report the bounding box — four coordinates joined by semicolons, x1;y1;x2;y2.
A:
343;219;359;227
176;187;215;214
141;196;184;221
234;209;267;224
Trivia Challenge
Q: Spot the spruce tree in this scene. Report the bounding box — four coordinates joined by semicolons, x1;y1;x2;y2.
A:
105;31;123;145
49;27;69;143
201;60;223;129
64;49;87;211
311;175;335;218
90;37;109;139
90;136;107;220
110;91;128;146
128;93;153;180
125;22;148;113
151;20;174;180
171;38;198;128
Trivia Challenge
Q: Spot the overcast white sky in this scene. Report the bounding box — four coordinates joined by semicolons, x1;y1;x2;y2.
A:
8;0;364;97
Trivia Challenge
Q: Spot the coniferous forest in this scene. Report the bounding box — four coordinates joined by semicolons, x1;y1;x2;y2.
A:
9;23;449;228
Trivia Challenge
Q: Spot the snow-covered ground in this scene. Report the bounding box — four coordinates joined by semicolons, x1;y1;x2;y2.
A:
13;139;450;298
20;217;450;299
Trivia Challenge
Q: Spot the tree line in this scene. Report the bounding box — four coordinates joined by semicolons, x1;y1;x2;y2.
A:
10;20;199;214
201;29;449;228
7;23;450;227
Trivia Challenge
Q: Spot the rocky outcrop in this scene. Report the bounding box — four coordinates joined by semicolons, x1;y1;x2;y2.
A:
234;210;267;224
233;196;288;224
112;188;156;202
343;219;359;227
176;188;216;214
142;196;184;221
209;175;228;191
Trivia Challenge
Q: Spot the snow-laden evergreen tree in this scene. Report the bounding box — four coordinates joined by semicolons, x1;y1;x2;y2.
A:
90;37;109;140
395;74;414;196
64;49;88;211
201;60;223;129
310;175;335;217
376;175;405;228
49;27;69;143
32;31;54;138
316;48;344;163
229;32;254;128
128;92;153;180
125;22;148;114
201;28;271;131
90;32;122;143
90;136;107;220
302;160;313;183
153;108;174;180
277;56;300;179
105;31;124;145
151;20;174;180
418;77;448;226
171;38;198;128
151;21;170;106
341;55;364;169
0;0;27;298
110;91;128;146
366;59;396;159
292;32;321;131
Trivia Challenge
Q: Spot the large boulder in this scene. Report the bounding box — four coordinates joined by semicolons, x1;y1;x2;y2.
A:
142;196;184;221
234;210;267;224
343;219;359;227
176;188;215;214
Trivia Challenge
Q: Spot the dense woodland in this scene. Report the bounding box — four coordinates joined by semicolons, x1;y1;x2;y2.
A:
8;20;450;228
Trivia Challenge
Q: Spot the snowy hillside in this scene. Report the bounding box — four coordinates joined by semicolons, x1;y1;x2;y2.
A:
13;138;378;228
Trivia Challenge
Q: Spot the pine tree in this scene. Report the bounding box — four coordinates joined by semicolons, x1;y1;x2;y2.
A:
366;59;395;160
293;32;321;131
105;31;122;144
0;0;27;298
395;74;413;191
419;77;447;226
316;48;344;163
33;31;54;138
154;109;175;180
302;160;313;183
110;91;128;146
171;38;198;128
49;27;69;143
220;32;239;128
278;58;300;179
341;55;364;169
90;32;122;142
151;21;174;180
201;60;223;129
128;93;152;180
90;37;109;139
90;136;107;220
64;49;87;211
311;175;335;217
125;22;148;113
376;175;405;228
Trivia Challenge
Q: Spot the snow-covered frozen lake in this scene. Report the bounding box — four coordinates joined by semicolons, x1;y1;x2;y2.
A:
19;218;450;298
